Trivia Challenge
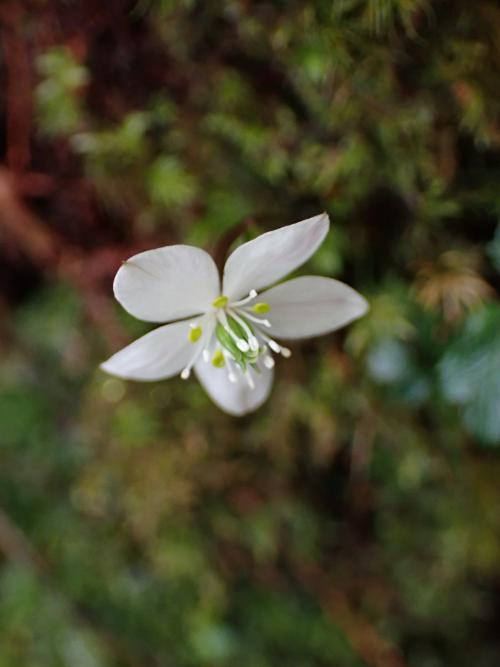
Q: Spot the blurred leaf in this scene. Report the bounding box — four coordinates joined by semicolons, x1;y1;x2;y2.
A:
36;47;88;136
147;155;198;209
440;304;500;445
487;223;500;272
414;250;493;323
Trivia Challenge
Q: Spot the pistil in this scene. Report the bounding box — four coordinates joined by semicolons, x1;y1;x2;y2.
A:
218;311;250;353
227;310;259;351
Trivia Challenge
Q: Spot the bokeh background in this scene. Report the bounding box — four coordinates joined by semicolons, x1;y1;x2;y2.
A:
1;1;500;665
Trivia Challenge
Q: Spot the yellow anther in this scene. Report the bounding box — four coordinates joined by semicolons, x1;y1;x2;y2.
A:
212;295;229;308
211;349;226;368
188;326;202;343
252;302;271;314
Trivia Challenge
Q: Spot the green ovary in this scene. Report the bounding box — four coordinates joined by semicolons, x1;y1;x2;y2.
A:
215;315;260;371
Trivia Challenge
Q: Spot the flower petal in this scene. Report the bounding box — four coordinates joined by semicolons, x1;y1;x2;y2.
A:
222;213;329;300
114;245;220;322
258;276;368;339
195;356;274;416
100;318;207;381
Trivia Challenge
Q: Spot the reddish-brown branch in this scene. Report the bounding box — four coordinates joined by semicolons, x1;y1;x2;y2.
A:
0;168;127;349
0;2;33;173
212;217;257;272
0;168;57;265
296;564;409;667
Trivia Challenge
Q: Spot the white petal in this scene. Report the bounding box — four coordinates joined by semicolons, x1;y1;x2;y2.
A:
222;213;329;300
114;245;220;322
258;276;368;339
194;356;274;416
100;318;206;381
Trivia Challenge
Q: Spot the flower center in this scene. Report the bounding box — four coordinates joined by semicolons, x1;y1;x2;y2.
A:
180;289;291;388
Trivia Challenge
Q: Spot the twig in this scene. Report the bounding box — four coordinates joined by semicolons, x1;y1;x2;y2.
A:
351;403;377;477
0;168;127;349
212;217;257;272
0;2;33;173
296;563;409;667
0;168;58;265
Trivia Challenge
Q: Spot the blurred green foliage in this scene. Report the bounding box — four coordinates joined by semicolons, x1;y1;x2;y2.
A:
36;47;89;136
1;0;500;665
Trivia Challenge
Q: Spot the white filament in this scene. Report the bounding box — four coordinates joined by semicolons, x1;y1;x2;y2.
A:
230;289;258;307
223;350;239;383
246;371;255;390
240;310;271;328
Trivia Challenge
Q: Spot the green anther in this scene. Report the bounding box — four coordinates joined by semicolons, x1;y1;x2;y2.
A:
188;326;202;343
211;349;226;368
212;295;229;308
252;302;271;314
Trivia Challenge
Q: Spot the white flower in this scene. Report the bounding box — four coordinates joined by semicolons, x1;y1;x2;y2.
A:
100;213;368;416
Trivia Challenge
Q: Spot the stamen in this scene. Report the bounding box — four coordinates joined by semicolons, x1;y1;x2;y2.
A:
180;317;212;379
188;324;202;343
263;354;275;369
257;330;291;358
212;295;229;309
231;289;258;307
267;338;281;354
241;311;272;328
211;348;226;368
